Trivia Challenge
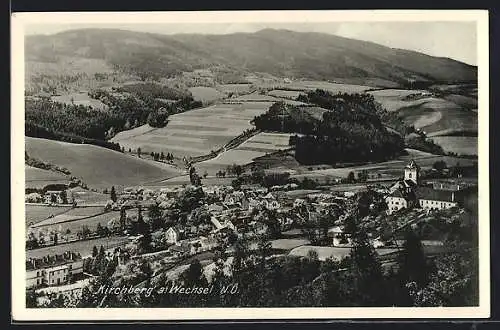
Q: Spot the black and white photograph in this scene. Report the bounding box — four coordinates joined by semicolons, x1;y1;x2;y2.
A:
11;10;490;320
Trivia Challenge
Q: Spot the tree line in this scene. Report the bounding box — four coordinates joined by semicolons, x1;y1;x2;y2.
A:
25;84;202;151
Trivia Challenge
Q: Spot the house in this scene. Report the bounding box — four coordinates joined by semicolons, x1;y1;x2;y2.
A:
165;227;181;245
44;191;65;204
329;226;352;247
385;189;412;214
26;251;83;288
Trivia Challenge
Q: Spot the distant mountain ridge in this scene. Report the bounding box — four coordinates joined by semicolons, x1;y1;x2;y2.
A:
25;28;477;85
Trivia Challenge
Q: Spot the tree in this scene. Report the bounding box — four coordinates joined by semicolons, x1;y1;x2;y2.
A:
92;246;98;258
181;259;207;286
96;223;107;237
348;228;386;305
110;186;117;203
357;170;369;182
433;160;447;172
398;229;429;288
137;147;142;158
50;194;57;204
60;190;68;204
148;203;163;231
234;165;243;177
346;171;355;183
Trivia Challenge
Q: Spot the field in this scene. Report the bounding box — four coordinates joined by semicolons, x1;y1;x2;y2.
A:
368;89;478;155
196;132;293;175
111;102;274;158
26;205;73;226
267;89;304;99
70;187;110;205
286;80;372;94
25;166;69;189
26;137;182;190
26;236;130;259
270;239;310;251
30;207;120;235
429;136;478;156
276;148;477;183
51;92;108;111
188;86;224;103
216;84;253;95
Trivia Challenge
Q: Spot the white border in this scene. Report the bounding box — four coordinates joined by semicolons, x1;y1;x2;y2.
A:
11;10;490;321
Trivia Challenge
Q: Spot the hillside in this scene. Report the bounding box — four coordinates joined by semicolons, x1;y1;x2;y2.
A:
25;137;182;190
25;28;477;86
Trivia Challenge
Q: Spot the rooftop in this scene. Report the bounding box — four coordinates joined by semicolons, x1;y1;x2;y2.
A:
26;251;82;271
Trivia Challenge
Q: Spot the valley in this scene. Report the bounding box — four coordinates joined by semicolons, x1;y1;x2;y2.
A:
22;27;480;309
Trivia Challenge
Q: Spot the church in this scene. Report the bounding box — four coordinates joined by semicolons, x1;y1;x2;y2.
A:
385;160;459;214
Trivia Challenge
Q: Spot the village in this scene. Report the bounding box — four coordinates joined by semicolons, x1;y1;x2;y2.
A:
25;157;477;306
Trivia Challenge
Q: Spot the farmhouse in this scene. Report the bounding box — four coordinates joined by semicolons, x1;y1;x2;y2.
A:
26;251;83;288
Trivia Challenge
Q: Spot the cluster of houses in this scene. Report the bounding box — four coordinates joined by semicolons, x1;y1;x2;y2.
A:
385;160;470;214
26;251;83;288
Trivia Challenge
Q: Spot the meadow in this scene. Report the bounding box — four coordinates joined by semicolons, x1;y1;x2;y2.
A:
286;80;372;94
26;137;182;190
267;89;304;99
51;92;109;111
429;136;478;156
25;166;69;189
368;89;478;154
26;205;73;226
188;86;224;103
26;236;130;259
30;208;120;235
111;102;274;158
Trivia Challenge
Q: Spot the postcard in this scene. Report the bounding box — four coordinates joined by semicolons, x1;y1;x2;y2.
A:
11;9;490;321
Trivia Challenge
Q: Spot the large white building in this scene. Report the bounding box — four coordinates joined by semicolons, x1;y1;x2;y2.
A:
26;251;83;288
385;160;459;214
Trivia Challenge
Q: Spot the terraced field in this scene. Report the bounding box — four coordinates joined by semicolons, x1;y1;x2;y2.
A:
111;102;274;158
196;132;293;175
368;89;478;155
26;137;181;190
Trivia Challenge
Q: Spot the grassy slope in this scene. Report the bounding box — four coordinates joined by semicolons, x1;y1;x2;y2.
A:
26;137;182;189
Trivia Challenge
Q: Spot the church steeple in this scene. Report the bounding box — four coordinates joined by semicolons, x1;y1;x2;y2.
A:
404;159;420;185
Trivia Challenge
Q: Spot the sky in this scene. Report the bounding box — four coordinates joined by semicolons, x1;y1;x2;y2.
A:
24;21;477;66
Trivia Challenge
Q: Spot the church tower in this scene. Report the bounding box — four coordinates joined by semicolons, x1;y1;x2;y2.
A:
404;159;420;185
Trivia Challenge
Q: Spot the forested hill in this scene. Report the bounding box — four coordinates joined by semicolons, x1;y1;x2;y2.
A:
25;28;477;84
253;92;405;164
